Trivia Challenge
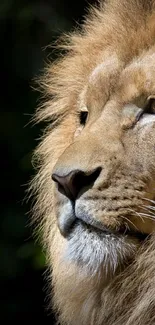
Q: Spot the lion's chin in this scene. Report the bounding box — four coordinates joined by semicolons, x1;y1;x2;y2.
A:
63;220;145;275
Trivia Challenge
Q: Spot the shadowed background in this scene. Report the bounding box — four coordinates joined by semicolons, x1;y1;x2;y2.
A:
1;0;95;321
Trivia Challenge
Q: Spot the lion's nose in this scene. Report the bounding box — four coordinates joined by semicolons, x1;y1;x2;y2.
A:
52;167;101;201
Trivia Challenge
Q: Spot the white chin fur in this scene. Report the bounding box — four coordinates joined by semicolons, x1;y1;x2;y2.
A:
63;221;138;275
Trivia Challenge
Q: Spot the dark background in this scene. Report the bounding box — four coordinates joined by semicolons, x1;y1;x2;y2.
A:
1;0;95;321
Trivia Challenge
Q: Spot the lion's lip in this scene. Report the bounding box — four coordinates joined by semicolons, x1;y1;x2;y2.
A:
75;213;147;240
59;202;147;241
76;213;112;233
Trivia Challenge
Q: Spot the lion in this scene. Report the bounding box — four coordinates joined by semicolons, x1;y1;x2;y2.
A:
31;0;155;324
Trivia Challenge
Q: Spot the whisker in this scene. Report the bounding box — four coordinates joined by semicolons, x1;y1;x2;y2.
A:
129;209;155;223
145;205;155;211
138;212;155;220
128;208;145;223
134;211;155;222
123;223;130;234
140;205;155;215
142;198;155;205
120;215;139;231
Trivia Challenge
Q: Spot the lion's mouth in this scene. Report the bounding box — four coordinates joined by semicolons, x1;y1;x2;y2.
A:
75;215;147;241
58;200;148;242
61;206;147;242
73;204;147;241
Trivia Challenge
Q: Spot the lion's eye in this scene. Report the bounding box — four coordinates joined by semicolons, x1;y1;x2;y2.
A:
79;110;88;125
145;96;155;114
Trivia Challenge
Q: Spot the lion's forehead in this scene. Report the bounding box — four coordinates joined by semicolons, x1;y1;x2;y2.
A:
82;46;155;112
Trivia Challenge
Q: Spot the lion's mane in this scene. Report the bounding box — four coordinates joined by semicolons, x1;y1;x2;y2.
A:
31;1;155;324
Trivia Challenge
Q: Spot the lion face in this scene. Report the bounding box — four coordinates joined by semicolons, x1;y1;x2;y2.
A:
51;48;155;273
33;2;155;324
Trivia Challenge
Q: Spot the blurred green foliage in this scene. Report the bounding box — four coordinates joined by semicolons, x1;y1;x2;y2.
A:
0;0;90;321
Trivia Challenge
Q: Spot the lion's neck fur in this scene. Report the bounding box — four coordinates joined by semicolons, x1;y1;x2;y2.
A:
49;231;155;325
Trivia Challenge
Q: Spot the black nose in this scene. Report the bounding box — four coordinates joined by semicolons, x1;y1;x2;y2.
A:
52;167;101;201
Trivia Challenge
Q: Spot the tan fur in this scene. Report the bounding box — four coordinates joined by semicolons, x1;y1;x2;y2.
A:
31;1;155;324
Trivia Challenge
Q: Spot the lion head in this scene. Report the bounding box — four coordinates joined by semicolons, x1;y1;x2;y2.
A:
32;1;155;324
